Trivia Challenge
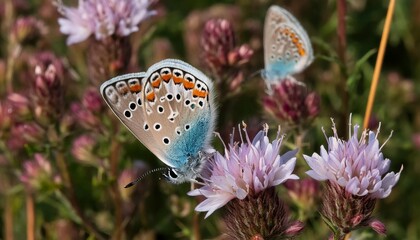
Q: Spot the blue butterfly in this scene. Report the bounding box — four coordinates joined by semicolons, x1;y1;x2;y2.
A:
262;5;314;84
100;59;217;185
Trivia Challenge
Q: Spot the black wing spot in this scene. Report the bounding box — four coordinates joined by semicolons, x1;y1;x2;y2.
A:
129;102;136;110
124;110;132;118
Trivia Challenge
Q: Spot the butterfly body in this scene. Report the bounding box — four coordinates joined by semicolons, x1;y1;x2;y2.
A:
100;59;216;184
263;5;313;83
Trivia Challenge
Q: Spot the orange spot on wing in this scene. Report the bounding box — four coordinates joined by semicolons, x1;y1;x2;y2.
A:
119;87;129;95
151;78;161;88
130;84;142;93
161;73;172;82
193;89;208;98
183;79;195;89
173;76;183;84
146;92;155;102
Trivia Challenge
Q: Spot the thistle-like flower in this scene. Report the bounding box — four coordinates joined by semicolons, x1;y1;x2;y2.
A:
57;0;156;45
189;124;302;239
304;119;403;238
263;78;319;127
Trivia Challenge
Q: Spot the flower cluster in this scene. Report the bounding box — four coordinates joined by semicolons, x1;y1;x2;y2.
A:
304;119;403;237
189;124;298;217
57;0;156;45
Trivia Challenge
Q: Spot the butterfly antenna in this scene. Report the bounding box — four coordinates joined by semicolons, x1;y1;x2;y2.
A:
124;167;167;188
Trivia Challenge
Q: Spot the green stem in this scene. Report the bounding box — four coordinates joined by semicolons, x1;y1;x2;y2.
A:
55;151;107;240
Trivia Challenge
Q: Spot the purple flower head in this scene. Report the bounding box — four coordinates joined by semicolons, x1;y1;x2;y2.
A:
57;0;156;45
304;118;403;199
188;123;298;218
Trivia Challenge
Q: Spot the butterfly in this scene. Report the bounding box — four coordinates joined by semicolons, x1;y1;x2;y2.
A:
262;5;314;84
100;59;217;185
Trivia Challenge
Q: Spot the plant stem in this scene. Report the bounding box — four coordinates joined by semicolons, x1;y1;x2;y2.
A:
55;151;107;240
191;182;201;240
363;0;396;129
337;0;349;136
4;195;14;240
26;192;35;240
109;137;123;240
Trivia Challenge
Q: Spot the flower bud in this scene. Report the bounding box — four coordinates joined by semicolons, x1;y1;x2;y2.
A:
71;134;98;165
368;219;386;236
284;178;319;212
33;64;63;124
263;78;319;126
20;154;58;191
82;88;103;113
70;103;100;130
11;17;47;44
8;93;31;120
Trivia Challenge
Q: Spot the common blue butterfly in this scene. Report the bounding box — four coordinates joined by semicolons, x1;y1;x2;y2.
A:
100;59;217;184
262;5;314;83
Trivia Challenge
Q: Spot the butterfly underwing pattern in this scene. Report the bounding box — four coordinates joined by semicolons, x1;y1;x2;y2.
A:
100;59;217;184
263;5;314;84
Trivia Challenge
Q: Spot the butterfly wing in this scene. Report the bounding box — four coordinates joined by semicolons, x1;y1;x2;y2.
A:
141;59;217;169
263;5;314;81
100;59;216;170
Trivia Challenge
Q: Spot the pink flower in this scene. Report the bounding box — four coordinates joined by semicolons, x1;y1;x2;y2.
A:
20;154;60;190
57;0;156;45
304;119;403;199
188;124;298;218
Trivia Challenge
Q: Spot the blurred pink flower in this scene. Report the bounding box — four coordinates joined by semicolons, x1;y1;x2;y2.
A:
7;122;45;150
11;16;47;44
70;102;100;130
82;88;103;113
188;124;298;218
263;78;319;126
284;178;319;209
20;154;59;190
71;134;98;165
304;120;402;199
8;93;30;120
57;0;156;45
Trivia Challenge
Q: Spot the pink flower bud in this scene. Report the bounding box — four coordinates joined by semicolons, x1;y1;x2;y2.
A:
369;219;386;236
